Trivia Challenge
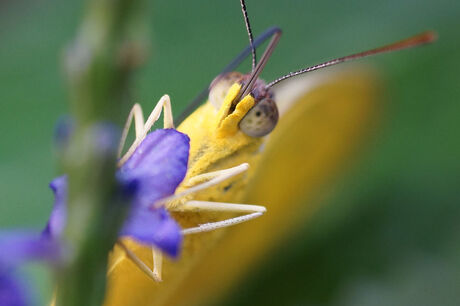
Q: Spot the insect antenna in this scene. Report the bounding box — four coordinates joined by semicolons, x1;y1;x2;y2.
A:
240;0;257;71
266;31;437;88
175;27;281;124
235;29;282;102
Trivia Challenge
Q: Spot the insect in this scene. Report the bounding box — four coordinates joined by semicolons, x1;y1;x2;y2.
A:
105;1;436;305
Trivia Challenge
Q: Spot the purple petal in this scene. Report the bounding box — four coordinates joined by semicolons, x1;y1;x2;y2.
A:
0;271;29;306
43;129;189;258
118;129;190;208
42;176;68;239
120;207;182;257
0;231;61;266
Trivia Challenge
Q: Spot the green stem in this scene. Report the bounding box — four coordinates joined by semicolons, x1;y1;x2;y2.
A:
56;0;149;305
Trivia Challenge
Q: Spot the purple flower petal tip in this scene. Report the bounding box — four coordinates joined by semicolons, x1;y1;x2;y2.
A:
0;231;61;266
121;207;182;257
43;176;68;239
0;271;29;306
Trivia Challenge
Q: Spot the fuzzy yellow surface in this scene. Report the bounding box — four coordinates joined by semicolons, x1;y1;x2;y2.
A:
104;70;378;306
164;70;378;306
176;83;258;180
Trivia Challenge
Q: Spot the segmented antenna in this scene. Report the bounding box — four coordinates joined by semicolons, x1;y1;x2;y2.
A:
175;27;281;124
240;0;257;71
236;29;282;101
267;31;437;88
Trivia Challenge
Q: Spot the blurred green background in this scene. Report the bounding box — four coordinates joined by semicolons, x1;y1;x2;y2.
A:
1;0;459;305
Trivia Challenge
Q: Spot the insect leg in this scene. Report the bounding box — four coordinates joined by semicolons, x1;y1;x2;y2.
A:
182;213;263;235
174;201;266;235
142;94;174;131
155;163;249;207
118;103;145;158
116;240;161;282
183;164;251;187
118;95;174;166
172;200;266;214
152;248;163;282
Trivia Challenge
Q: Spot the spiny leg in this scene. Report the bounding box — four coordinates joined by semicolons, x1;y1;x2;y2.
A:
118;95;174;166
118;103;145;158
144;164;259;279
182;212;264;235
183;164;249;187
113;200;265;282
152;248;163;282
117;240;161;282
173;200;266;214
149;164;259;277
113;201;265;282
155;163;250;208
170;201;266;235
143;94;174;132
116;163;263;281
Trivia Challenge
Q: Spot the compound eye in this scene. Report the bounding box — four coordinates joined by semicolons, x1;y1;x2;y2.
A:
239;97;279;137
209;72;243;110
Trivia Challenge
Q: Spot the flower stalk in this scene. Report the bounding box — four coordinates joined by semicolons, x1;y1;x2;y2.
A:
56;0;149;305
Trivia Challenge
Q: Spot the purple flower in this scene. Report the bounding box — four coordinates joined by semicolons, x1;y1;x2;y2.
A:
0;231;60;306
117;129;190;208
120;207;182;257
0;231;61;266
42;176;68;239
0;270;29;306
0;126;189;306
44;129;189;257
117;129;189;257
0;128;189;305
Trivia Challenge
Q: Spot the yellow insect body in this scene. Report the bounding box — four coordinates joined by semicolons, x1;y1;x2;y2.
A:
106;83;262;306
177;83;259;180
105;69;378;306
168;71;377;306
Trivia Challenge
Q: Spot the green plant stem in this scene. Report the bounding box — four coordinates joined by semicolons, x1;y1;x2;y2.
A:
56;0;149;305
